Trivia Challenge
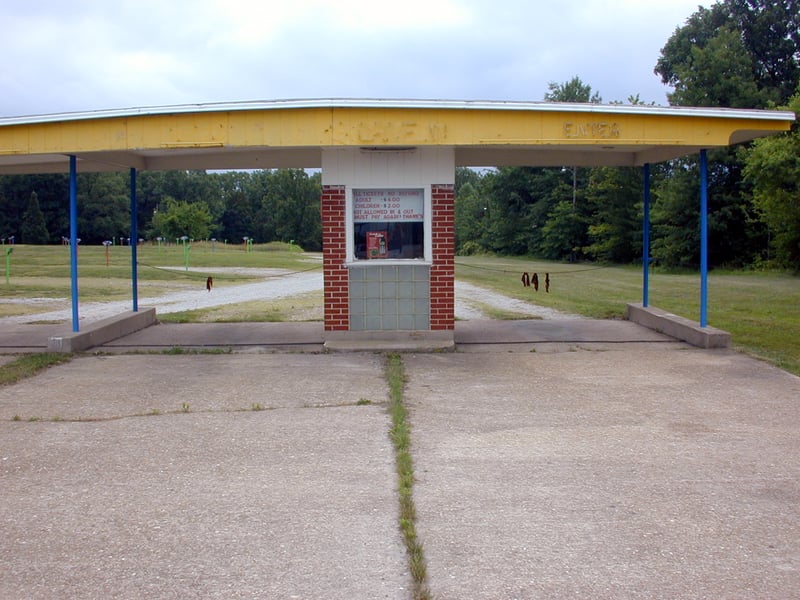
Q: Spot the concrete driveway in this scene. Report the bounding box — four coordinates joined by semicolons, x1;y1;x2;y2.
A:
1;331;799;598
406;349;800;599
0;354;408;599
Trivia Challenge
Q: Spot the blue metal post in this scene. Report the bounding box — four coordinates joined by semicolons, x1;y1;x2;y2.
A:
699;149;709;327
642;163;651;307
130;168;139;312
69;155;79;332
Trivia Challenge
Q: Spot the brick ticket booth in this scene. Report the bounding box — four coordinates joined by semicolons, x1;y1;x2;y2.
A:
321;147;456;351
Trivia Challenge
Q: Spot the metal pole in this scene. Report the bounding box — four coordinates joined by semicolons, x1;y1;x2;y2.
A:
700;149;709;327
130;168;139;312
69;155;79;332
5;248;12;284
642;163;651;307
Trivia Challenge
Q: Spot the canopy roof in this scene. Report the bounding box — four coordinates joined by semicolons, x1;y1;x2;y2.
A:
0;98;793;174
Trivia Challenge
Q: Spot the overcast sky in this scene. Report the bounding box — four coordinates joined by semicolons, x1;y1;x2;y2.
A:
1;0;714;118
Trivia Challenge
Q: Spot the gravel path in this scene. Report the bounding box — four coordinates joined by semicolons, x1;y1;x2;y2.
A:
454;280;584;320
0;268;580;324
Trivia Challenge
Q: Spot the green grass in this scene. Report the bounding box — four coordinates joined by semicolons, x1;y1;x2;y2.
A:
0;353;73;387
2;241;318;280
456;255;800;375
385;353;431;600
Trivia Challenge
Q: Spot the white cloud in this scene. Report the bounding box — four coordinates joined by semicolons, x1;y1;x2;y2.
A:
0;0;715;116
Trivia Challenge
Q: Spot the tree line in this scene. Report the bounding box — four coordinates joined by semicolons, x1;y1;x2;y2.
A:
0;169;323;250
1;0;798;270
458;0;800;271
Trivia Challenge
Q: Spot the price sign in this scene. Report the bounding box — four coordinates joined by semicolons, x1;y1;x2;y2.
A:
353;189;424;223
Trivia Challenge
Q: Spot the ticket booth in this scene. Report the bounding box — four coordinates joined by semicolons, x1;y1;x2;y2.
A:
321;147;455;340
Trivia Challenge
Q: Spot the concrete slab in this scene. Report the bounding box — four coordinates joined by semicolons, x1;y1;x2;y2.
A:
47;308;157;352
2;336;800;597
0;353;386;421
404;349;800;599
0;354;409;599
100;321;326;353
626;303;731;348
325;330;455;353
0;323;57;353
0;317;678;355
454;318;678;352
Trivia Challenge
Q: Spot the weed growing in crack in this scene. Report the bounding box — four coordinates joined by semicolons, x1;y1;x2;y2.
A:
385;353;431;600
0;353;72;388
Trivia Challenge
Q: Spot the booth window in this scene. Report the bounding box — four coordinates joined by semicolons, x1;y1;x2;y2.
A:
353;188;424;260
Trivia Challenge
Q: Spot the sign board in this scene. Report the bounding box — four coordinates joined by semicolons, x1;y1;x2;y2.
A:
353;188;424;223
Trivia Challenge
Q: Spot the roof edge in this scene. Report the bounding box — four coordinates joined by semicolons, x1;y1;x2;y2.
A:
1;98;795;127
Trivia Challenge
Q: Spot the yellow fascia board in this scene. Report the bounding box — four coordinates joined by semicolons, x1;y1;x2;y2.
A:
1;108;336;155
0;100;793;157
328;107;791;148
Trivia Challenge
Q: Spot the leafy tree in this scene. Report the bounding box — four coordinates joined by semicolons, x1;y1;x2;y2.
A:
656;4;735;102
651;153;760;269
728;0;800;105
544;76;602;103
743;90;800;269
20;191;50;244
538;200;585;261
652;0;800;268
455;166;483;193
259;170;321;250
0;174;69;241
454;181;487;253
138;170;222;236
667;27;765;107
78;172;130;244
220;187;254;243
583;167;643;263
656;0;800;108
651;160;700;268
480;167;569;256
149;197;213;241
0;192;11;238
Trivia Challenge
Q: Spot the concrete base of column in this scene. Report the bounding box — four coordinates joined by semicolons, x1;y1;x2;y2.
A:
323;329;455;353
626;303;731;348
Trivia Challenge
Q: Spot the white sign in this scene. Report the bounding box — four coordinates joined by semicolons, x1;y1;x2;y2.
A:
353;188;424;223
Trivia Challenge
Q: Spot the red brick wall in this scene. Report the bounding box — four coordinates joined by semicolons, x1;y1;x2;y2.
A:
430;184;455;331
322;185;349;331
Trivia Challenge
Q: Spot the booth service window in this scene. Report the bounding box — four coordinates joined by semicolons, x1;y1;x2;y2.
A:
353;189;424;260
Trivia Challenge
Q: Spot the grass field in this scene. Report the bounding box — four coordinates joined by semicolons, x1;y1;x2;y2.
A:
1;244;798;375
0;241;320;314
